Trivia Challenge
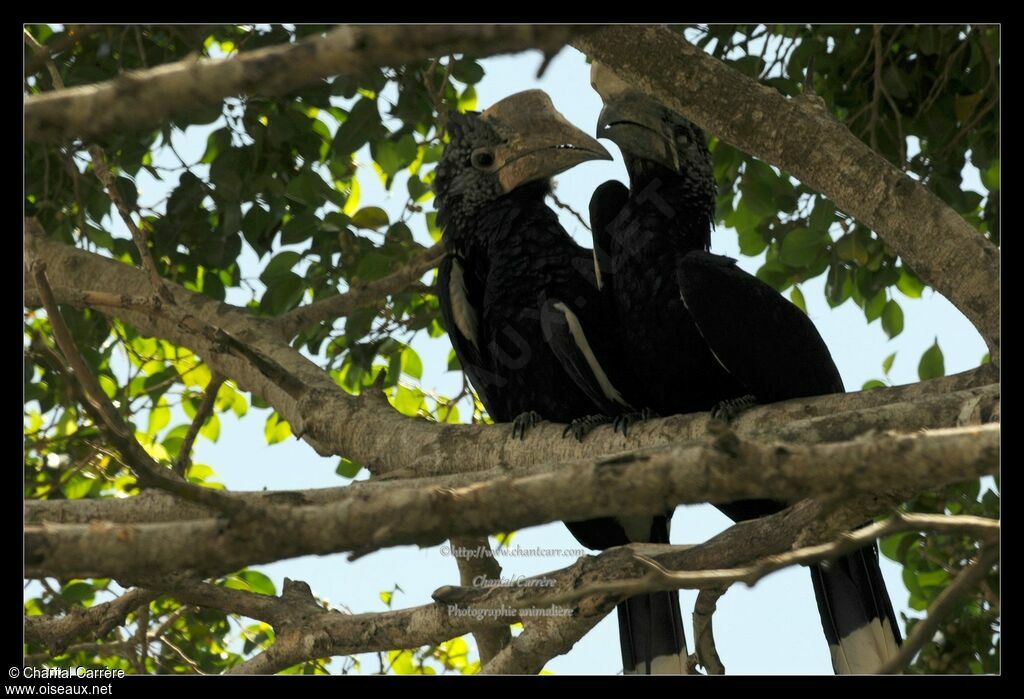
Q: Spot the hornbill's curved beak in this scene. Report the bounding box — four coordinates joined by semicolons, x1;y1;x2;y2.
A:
481;89;611;193
591;61;679;172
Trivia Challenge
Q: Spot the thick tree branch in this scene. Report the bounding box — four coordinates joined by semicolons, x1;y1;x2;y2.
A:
275;243;445;340
574;26;1000;364
24;588;158;653
26;25;586;143
25;425;997;579
448;536;511;664
478;613;606;675
24;224;999;478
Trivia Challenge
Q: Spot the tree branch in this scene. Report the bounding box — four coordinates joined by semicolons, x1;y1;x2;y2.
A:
478;613;606;675
86;145;174;305
173;374;226;477
876;546;999;674
691;587;726;674
26;25;588;142
573;26;1001;364
448;536;511;664
25;588;158;653
25;425;997;579
25;241;245;517
524;513;999;607
274;243;445;340
24;223;999;478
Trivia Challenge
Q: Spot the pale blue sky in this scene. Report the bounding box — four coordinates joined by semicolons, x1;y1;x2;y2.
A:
30;33;991;675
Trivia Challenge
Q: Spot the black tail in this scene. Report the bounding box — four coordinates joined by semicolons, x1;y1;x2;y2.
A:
617;588;688;674
810;544;902;674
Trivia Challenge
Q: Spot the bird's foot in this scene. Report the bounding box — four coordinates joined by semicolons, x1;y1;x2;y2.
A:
612;407;659;437
710;394;757;422
511;410;544;440
562;414;612;442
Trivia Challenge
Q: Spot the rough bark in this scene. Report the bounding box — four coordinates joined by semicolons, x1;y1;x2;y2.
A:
26;25;586;142
574;26;1000;364
25;425;998;580
23;378;1000;528
24;588;158;653
24;221;999;480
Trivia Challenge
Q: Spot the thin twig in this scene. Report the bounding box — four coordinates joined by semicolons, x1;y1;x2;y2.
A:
87;145;174;305
24;25;102;79
528;513;999;607
875;546;999;674
173;374;226;477
547;191;591;232
23;29;65;89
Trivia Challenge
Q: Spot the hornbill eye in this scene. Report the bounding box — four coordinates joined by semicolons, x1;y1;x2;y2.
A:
471;148;497;170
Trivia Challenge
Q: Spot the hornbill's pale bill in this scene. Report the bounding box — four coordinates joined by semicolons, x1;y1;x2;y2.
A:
588;61;902;674
433;90;687;675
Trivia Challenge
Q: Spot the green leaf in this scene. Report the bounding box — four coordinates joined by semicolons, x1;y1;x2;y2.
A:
882;352;897;375
896;266;925;298
862;379;887;390
881;300;904;339
835;232;869;266
864;290;887;322
372;135;418;178
60;581;96;604
260;251;303;284
447;349;461;372
98;374;119;399
62;473;96;500
331;97;381;157
451;58;484;84
148;397;171;437
808;196;835;234
779;228;826;266
260;271;306;316
224;570;277;596
355;251;392;281
981;158;999;191
281;212;318;245
285;172;322;207
336;457;362;478
401;346;423;380
351;207;389;230
789;286;807;314
200;413;221;442
264;412;293;445
458;85;478;112
918;339;946;381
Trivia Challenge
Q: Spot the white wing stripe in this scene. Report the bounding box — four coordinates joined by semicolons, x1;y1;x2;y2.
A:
449;260;479;350
552;301;629;408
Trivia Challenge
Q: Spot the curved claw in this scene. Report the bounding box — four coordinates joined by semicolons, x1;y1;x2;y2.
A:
511;410;544;440
564;414;612;442
612;407;659;437
710;394;757;422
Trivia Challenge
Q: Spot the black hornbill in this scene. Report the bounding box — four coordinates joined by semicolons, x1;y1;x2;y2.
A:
433;90;687;675
589;61;902;674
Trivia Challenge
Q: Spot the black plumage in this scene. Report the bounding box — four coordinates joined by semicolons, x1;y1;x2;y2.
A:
434;91;686;675
590;62;902;673
434;93;630;431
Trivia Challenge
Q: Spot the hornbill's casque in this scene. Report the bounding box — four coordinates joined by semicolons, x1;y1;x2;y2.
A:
589;62;902;674
433;90;687;675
